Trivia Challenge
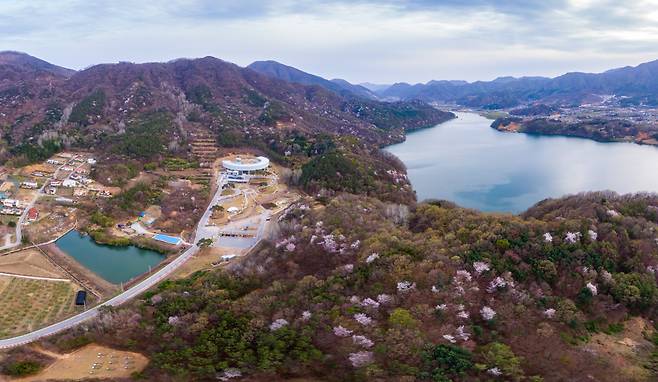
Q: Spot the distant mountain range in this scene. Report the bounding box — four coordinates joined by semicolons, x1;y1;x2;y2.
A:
377;60;658;108
248;58;658;109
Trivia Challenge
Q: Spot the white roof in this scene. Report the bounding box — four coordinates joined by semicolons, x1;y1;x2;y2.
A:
222;156;269;171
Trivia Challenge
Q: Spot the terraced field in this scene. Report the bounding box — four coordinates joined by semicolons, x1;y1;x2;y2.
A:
0;276;78;338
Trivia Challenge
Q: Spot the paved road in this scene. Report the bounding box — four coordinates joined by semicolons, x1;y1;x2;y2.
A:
0;162;68;252
0;174;229;349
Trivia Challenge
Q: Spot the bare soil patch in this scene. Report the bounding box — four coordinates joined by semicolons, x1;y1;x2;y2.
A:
0;248;66;278
16;344;149;381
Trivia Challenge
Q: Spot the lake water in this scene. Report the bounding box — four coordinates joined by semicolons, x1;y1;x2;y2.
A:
56;231;165;284
386;112;658;213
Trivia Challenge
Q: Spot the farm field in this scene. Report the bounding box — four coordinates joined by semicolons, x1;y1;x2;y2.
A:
0;248;66;278
0;276;79;338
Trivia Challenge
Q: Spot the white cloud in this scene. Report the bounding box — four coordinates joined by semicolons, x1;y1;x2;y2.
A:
1;0;658;82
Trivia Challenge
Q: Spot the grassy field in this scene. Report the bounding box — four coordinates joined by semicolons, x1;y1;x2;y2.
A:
0;276;78;338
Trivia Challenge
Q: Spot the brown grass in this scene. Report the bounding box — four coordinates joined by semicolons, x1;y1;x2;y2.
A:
0;248;66;278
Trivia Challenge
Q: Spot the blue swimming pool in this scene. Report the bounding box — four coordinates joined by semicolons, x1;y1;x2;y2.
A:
153;234;182;245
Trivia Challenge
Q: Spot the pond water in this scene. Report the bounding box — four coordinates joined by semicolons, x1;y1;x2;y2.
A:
386;112;658;213
56;231;165;284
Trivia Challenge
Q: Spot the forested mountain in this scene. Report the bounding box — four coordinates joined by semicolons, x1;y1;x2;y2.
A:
2;53;658;382
0;54;453;167
379;59;658;108
23;191;658;381
248;60;378;99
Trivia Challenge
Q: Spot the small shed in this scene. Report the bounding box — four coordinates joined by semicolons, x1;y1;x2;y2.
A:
75;290;87;305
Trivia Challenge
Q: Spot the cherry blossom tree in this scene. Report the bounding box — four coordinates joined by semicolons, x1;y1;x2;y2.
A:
481;306;496;320
397;281;416;293
352;335;374;348
333;325;353;337
473;261;491;275
354;313;373;326
349;351;374;367
269;318;289;331
361;298;380;308
586;282;598;295
376;294;392;305
565;231;581;244
366;253;380;263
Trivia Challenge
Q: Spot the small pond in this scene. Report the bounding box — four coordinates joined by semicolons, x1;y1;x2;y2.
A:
56;230;165;284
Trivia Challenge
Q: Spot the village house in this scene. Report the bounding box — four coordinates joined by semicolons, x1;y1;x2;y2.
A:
0;181;13;193
62;179;79;188
55;197;75;205
2;199;19;208
20;181;38;189
0;208;21;216
46;159;62;165
27;207;38;222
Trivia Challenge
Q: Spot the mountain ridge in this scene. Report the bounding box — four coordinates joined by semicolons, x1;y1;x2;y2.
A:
0;51;76;78
247;60;378;100
378;58;658;108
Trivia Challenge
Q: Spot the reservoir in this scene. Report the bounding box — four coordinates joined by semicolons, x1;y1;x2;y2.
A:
56;231;165;284
386;112;658;213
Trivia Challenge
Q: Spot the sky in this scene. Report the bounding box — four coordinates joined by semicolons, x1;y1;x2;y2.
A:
2;0;658;84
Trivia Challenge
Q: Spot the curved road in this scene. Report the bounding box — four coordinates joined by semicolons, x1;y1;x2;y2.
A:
0;175;228;349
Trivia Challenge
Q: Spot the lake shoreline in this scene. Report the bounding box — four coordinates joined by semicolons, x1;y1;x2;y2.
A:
43;243;118;296
386;111;658;213
490;117;658;147
55;230;166;285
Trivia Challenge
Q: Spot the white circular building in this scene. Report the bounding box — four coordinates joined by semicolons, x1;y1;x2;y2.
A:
222;156;269;174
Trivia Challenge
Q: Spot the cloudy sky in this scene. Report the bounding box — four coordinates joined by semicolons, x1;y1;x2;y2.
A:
2;0;658;83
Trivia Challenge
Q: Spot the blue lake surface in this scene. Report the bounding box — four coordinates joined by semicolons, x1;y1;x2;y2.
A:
386;112;658;213
56;231;165;284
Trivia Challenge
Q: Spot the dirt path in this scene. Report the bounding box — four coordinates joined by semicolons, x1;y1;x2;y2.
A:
40;244;118;299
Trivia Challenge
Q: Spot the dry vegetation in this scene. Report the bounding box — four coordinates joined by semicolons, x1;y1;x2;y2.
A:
0;248;65;278
0;276;78;338
8;191;657;381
